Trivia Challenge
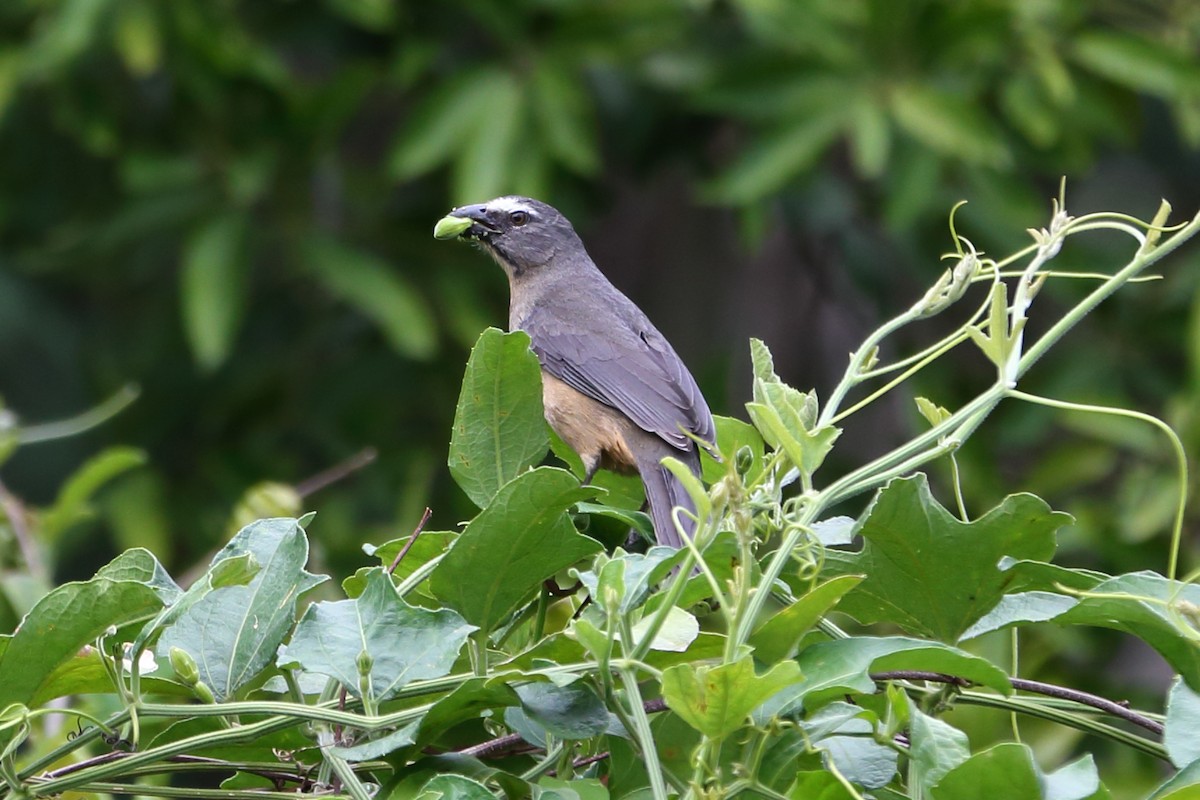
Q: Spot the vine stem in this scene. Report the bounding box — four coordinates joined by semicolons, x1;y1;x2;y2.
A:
617;667;670;800
1007;389;1189;580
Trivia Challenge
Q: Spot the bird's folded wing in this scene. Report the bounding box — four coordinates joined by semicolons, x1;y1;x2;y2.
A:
528;320;713;452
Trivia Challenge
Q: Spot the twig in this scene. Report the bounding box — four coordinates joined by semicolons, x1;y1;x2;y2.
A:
871;671;1163;735
295;448;378;498
387;507;433;575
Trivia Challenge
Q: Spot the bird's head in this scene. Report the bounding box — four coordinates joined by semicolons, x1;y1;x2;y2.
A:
434;196;583;277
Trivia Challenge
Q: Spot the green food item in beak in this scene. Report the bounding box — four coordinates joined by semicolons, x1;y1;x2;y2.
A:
433;215;474;240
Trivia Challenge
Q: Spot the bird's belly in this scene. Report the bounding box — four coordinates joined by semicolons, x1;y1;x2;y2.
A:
541;372;638;475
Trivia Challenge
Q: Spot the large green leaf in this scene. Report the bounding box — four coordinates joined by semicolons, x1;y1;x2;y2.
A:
429;467;600;633
279;568;475;705
157;518;327;701
0;570;163;708
823;475;1068;642
448;328;549;508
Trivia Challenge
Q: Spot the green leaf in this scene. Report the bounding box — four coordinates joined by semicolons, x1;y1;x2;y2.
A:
39;446;146;542
1166;677;1200;769
908;698;970;796
538;777;609;800
415;678;520;746
429;467;600;633
661;656;803;739
577;547;679;616
745;338;840;477
628;605;699;654
704;414;766;484
1149;761;1200;800
849;96;891;178
131;549;259;660
823;475;1068;642
389;68;509;179
1073;31;1200;98
749;575;863;663
530;60;599;175
356;531;457;598
930;743;1103;800
767;636;1011;720
157;518;327;701
513;681;610;740
278;568;475;705
94;548;181;605
181;212;249;371
958;591;1079;641
302;235;437;360
449;329;550;508
1056;572;1200;690
818;716;899;789
328;721;419;762
785;771;856;799
0;574;162;708
31;647;186;706
112;0;161;76
416;774;495;800
1042;756;1108;800
452;71;524;203
965;281;1024;368
23;0;111;76
703;113;843;204
890;84;1011;167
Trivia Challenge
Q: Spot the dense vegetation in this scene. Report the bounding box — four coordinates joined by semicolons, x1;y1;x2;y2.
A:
2;1;1200;797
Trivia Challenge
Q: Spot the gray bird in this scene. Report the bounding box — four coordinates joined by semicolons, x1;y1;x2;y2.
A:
435;196;714;548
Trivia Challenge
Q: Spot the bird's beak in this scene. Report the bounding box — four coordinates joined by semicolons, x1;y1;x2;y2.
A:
433;204;499;240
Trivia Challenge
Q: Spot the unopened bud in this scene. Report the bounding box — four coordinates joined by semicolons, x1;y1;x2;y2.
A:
169;647;200;687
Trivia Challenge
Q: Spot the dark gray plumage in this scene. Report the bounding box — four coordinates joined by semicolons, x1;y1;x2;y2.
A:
440;196;714;547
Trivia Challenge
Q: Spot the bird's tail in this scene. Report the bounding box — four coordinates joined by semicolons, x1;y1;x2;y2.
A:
636;446;702;549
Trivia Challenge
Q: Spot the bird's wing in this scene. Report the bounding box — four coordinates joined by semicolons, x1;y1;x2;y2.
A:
525;310;713;452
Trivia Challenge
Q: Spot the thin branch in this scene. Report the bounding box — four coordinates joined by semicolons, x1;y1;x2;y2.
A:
870;671;1163;735
295;448;378;498
387;507;433;574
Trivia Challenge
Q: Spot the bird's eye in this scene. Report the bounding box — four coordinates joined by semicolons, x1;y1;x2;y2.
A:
509;210;530;227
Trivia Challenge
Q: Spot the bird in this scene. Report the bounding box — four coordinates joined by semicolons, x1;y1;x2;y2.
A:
434;196;714;548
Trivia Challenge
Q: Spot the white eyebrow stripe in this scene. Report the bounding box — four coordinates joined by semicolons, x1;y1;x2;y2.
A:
488;196;535;216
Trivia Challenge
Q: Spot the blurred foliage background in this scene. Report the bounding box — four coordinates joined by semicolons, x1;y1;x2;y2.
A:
1;1;1200;771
